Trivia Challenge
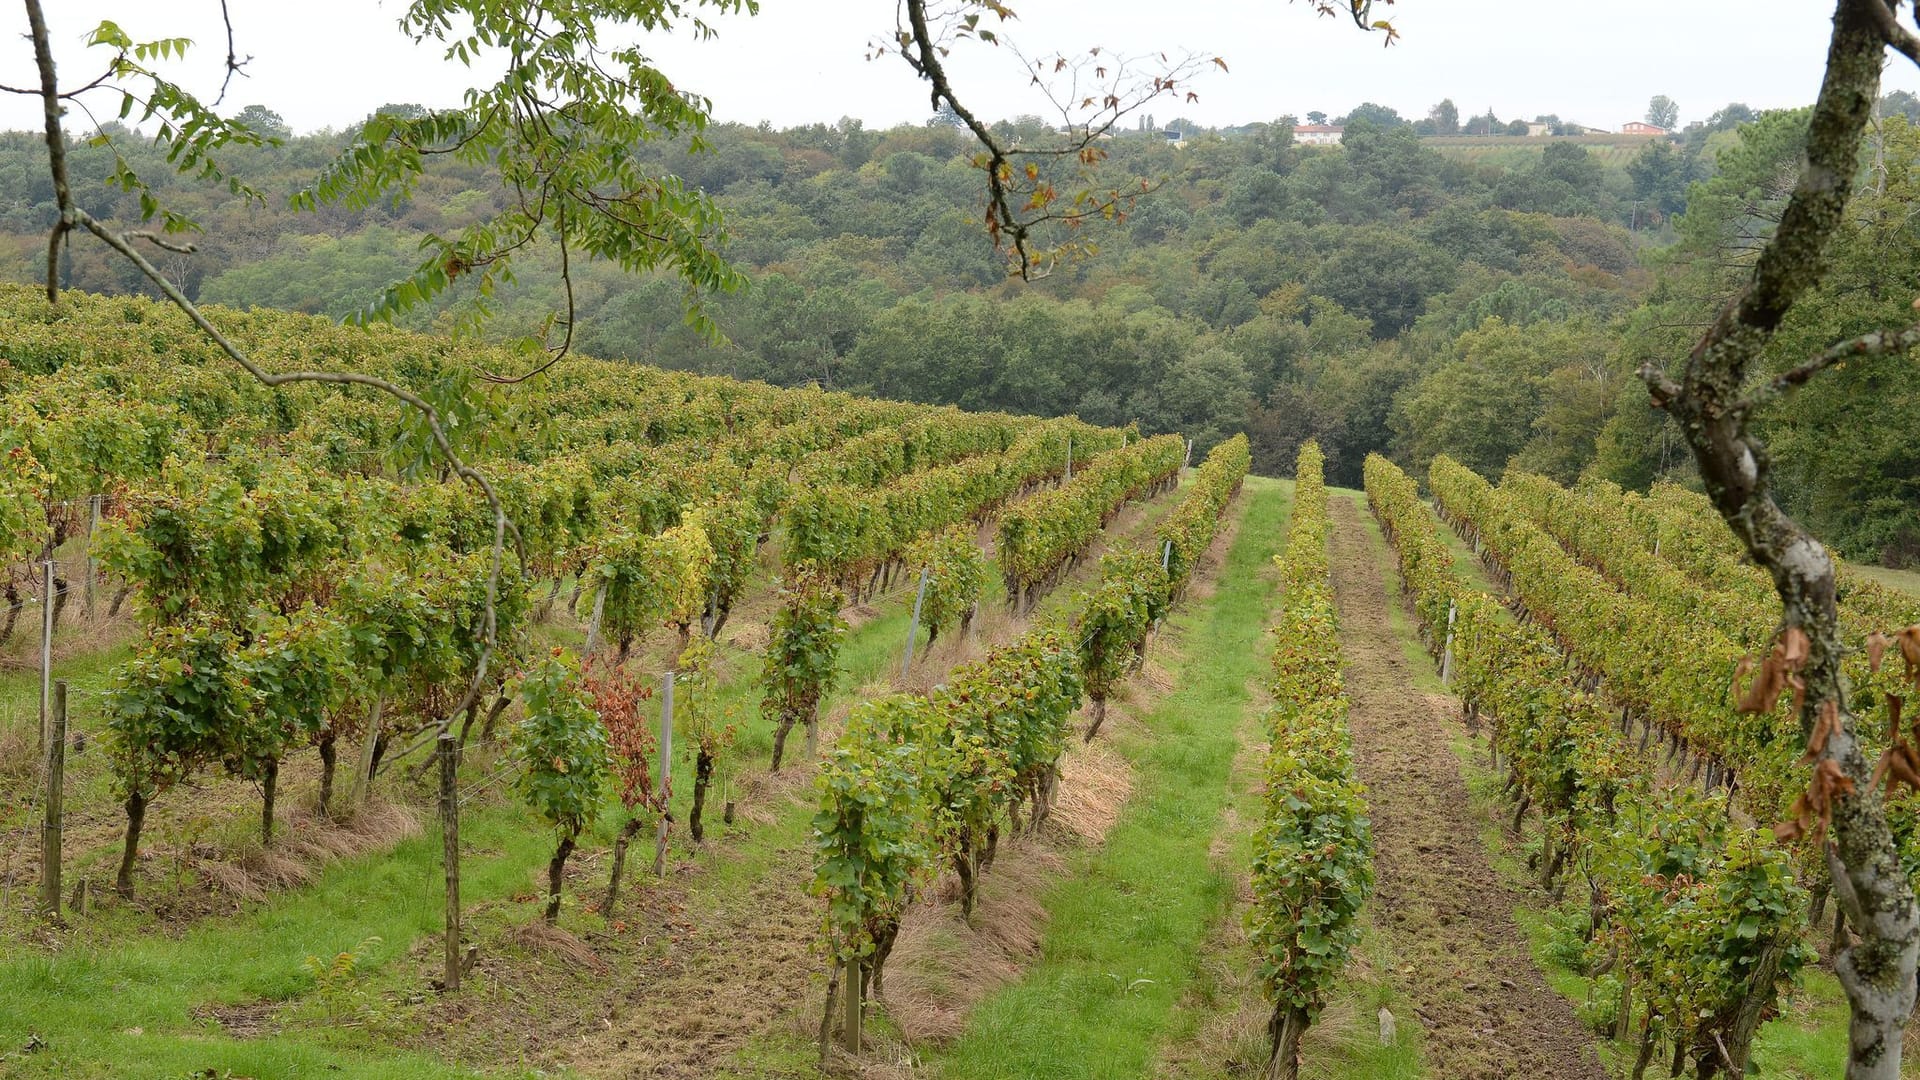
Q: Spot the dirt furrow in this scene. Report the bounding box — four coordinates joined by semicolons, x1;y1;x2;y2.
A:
1326;496;1605;1080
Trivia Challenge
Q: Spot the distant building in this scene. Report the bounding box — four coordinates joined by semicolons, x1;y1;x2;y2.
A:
1525;122;1553;137
1162;128;1184;146
1294;123;1344;146
1620;121;1668;135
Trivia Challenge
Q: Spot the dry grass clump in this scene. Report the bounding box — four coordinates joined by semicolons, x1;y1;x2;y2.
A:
883;841;1057;1044
1050;737;1134;845
512;920;609;975
198;801;420;903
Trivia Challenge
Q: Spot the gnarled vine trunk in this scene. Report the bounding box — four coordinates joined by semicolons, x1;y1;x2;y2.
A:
116;789;146;898
603;816;645;918
544;829;578;924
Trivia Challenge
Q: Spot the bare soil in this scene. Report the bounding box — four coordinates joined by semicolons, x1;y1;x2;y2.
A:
1326;496;1606;1080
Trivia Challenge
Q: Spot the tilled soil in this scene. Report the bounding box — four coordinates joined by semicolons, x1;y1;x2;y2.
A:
1327;496;1606;1080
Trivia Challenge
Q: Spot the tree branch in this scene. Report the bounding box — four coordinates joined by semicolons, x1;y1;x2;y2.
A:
1862;0;1920;67
211;0;252;108
1745;321;1920;410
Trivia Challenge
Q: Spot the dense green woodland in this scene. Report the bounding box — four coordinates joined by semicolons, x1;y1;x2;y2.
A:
1;100;1916;564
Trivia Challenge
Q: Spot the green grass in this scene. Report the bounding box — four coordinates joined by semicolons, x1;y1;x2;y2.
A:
1855;562;1920;601
922;478;1290;1080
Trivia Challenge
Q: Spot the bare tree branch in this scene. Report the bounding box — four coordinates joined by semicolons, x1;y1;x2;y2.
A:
211;0;253;108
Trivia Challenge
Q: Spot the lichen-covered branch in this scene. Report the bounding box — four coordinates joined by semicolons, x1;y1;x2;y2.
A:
1638;2;1920;1075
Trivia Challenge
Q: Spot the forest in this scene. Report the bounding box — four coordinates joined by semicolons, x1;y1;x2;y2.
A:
3;87;1915;567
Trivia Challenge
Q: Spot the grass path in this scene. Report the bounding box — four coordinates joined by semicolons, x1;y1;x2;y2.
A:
919;478;1289;1080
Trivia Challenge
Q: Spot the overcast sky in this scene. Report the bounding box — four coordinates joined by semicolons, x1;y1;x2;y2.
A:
4;2;1916;137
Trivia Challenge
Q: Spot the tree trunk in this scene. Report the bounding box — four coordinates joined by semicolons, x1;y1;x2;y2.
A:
689;748;714;843
1265;1004;1307;1080
604;817;644;918
116;789;146;898
1638;6;1920;1077
0;582;21;645
317;734;337;818
260;758;277;846
954;839;976;919
870;917;899;997
49;574;68;631
980;823;999;873
818;962;841;1063
545;830;577;924
1724;936;1792;1076
1616;963;1635;1041
1631;1017;1657;1080
481;693;511;742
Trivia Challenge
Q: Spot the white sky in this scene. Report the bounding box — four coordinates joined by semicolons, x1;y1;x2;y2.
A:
3;1;1916;136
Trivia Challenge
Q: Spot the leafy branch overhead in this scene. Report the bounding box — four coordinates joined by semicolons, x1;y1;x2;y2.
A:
28;1;751;384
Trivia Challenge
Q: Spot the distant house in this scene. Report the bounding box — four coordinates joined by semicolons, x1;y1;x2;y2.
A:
1620;121;1668;136
1294;123;1344;146
1161;128;1184;146
1525;122;1553;137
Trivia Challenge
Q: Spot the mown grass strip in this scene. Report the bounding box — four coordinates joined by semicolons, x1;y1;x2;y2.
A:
929;477;1289;1080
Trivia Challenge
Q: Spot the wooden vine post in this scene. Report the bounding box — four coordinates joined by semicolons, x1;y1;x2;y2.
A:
84;495;100;620
582;583;608;656
841;955;862;1052
39;679;65;917
350;696;385;810
1440;600;1457;686
901;568;930;677
38;559;51;752
439;729;461;992
653;671;674;878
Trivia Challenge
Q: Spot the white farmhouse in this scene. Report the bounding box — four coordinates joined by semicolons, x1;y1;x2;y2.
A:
1294;123;1344;146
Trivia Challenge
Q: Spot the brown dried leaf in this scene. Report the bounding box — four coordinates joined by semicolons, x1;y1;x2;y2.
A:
1899;626;1920;688
1879;744;1920;796
1736;647;1787;714
1803;700;1842;763
1783;626;1811;670
1868;630;1893;674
